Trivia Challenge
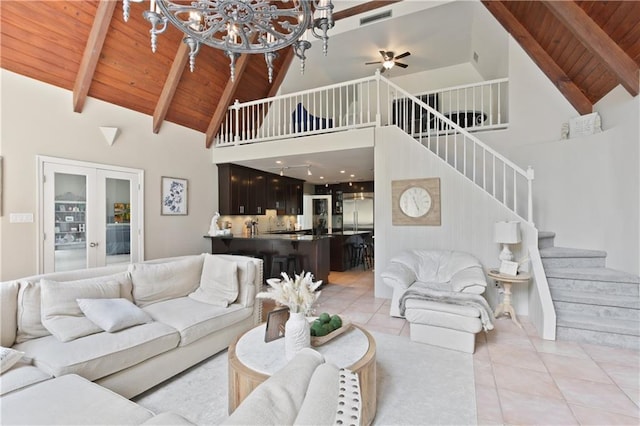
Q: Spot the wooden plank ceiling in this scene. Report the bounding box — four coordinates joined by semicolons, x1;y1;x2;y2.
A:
1;1;638;147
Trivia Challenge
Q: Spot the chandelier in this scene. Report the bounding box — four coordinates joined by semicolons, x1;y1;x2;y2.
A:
122;0;334;83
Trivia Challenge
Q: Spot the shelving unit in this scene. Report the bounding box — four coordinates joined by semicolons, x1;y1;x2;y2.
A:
54;200;86;249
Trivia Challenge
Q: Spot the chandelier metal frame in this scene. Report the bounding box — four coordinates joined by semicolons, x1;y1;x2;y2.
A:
123;0;334;83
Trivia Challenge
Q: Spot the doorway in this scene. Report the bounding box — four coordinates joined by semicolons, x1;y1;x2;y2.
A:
38;156;144;273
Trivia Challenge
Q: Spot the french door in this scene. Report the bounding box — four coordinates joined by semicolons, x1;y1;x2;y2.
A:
39;157;144;273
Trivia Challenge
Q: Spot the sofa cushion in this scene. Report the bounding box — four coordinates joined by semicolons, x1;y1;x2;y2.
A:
0;360;52;396
13;322;180;381
215;255;258;308
0;374;154;425
15;281;50;343
15;272;133;344
0;281;20;347
77;298;153;332
223;348;325;425
130;255;204;307
1;346;25;373
41;279;122;342
143;297;252;346
405;303;483;334
293;363;340;425
189;254;239;307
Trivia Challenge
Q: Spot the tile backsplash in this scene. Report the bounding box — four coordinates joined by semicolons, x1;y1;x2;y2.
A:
218;209;297;235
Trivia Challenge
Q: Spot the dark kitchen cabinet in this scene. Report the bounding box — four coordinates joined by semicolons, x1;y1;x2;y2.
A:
220;164;304;216
286;179;304;215
266;175;287;214
218;164;266;215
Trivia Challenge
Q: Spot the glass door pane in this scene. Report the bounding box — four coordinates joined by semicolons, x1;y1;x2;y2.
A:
105;177;131;265
53;173;88;272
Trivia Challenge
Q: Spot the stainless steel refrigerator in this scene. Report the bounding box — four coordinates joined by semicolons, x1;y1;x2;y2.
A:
342;193;374;232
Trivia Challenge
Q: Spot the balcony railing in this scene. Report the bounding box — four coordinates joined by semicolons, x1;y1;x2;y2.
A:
215;73;532;224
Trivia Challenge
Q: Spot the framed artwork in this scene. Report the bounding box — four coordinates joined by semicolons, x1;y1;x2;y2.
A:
264;307;289;342
161;176;188;215
391;178;441;226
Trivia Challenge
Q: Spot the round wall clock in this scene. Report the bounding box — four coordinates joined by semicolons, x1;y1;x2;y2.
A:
392;178;441;226
399;186;432;217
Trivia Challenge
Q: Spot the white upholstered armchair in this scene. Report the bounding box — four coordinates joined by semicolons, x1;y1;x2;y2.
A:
381;250;493;353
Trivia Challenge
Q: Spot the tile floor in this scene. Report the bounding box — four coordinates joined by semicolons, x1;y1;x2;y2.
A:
314;268;640;426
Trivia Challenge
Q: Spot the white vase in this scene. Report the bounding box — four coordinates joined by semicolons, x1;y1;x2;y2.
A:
284;311;310;360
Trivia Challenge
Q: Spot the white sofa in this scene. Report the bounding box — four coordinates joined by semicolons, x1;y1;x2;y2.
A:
223;348;362;426
1;348;360;426
0;253;262;400
381;250;493;353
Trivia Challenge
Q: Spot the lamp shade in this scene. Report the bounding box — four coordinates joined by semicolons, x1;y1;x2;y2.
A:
494;221;521;244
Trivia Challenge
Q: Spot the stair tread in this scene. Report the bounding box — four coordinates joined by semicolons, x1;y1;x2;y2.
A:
538;231;556;239
540;247;607;258
556;313;640;336
545;267;640;284
552;289;640;309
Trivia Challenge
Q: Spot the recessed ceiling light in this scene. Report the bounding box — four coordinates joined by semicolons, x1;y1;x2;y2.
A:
350;174;355;178
320;176;324;179
340;170;345;174
276;160;282;164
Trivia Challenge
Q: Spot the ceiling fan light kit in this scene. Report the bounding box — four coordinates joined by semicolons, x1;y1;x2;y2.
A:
123;0;334;83
365;50;410;73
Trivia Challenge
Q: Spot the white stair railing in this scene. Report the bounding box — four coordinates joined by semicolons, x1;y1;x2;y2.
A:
215;73;532;224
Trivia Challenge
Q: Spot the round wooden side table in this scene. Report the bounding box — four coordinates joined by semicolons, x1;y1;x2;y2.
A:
487;269;531;328
228;323;377;425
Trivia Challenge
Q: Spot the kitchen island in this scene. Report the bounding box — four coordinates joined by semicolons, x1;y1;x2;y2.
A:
329;231;373;272
204;234;331;284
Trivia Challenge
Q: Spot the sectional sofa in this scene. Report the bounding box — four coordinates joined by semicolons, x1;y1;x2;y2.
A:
0;253;262;401
1;253;363;425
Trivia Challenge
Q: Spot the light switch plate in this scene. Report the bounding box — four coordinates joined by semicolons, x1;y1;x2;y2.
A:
9;213;34;223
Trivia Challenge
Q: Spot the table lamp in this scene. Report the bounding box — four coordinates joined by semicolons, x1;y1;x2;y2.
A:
494;221;521;261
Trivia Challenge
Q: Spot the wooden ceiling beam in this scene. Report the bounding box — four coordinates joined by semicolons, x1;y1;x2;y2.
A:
482;0;592;115
73;0;117;113
153;42;189;134
205;54;253;148
542;0;639;97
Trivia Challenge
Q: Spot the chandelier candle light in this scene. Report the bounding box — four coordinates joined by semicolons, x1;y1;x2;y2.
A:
257;271;322;359
123;0;334;83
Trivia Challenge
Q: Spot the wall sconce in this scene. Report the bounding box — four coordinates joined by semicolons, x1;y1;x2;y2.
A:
99;126;119;146
494;221;521;261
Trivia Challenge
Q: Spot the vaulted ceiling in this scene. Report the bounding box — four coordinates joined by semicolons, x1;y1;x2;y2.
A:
1;1;638;149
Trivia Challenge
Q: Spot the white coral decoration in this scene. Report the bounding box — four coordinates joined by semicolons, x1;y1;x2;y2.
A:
256;271;322;314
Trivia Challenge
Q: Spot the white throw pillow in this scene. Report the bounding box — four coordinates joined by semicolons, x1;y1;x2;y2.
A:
0;347;24;374
130;255;204;307
40;279;121;342
77;298;153;332
188;255;239;307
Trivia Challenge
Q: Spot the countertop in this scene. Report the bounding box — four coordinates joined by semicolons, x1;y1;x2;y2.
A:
203;233;331;241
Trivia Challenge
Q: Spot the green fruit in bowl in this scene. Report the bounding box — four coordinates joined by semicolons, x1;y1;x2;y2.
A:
312;322;329;337
321;323;334;335
329;315;342;329
319;312;331;323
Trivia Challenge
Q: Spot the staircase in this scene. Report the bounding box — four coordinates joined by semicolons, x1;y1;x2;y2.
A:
539;231;640;350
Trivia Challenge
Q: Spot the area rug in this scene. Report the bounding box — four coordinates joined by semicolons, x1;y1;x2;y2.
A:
133;331;476;425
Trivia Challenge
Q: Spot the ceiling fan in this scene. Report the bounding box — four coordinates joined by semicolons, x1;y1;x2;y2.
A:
365;50;410;73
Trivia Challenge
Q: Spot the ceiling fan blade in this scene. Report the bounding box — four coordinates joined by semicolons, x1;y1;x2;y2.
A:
379;50;387;58
394;51;411;60
379;67;387;74
365;61;382;65
395;62;409;69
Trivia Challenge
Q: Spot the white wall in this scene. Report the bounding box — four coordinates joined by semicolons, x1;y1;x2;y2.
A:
479;38;640;275
374;126;528;312
0;70;217;280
